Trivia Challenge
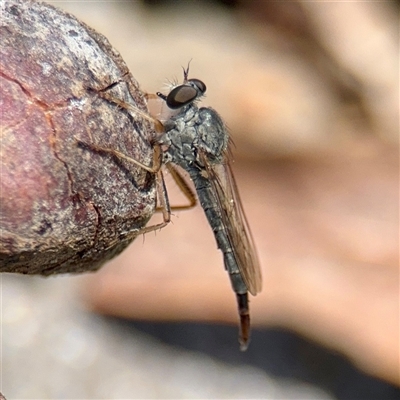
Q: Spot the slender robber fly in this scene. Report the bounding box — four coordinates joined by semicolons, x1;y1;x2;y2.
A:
80;66;262;350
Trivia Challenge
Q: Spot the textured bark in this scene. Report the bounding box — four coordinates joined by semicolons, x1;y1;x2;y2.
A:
0;0;156;274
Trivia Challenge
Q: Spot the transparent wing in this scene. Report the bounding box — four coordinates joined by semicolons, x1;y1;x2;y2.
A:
199;151;262;296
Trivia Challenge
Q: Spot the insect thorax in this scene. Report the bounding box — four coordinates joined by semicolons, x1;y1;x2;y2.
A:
159;105;229;170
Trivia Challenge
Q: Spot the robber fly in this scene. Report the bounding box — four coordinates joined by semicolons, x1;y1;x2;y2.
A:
81;66;262;350
154;68;262;350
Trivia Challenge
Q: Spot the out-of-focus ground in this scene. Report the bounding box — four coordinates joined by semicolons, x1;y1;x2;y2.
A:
1;0;398;398
3;274;336;399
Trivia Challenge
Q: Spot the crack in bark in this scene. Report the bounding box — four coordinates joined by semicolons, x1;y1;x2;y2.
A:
46;112;77;199
89;201;101;249
45;110;100;250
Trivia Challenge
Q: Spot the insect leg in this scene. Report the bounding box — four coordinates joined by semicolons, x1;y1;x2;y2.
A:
140;166;171;234
75;138;162;173
98;91;165;134
166;164;197;211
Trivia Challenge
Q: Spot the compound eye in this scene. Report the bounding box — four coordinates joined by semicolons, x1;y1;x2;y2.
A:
188;79;207;95
166;85;198;109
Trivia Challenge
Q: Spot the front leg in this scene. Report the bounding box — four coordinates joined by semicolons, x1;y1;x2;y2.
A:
98;91;165;135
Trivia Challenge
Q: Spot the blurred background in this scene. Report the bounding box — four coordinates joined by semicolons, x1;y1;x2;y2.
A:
2;0;398;398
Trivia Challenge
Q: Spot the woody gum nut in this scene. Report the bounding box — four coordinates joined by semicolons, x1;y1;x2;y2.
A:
0;0;156;275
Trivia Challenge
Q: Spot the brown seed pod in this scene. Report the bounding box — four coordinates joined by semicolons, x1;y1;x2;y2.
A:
0;0;156;275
